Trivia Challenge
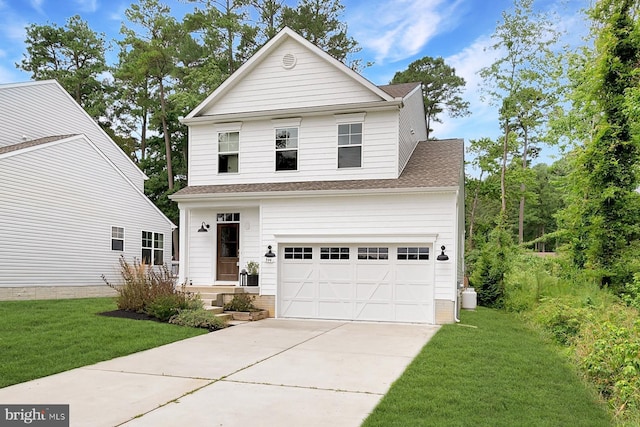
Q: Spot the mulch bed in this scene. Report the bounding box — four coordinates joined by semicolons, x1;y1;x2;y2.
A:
97;309;163;322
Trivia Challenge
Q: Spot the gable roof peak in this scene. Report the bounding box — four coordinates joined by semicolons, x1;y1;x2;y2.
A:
185;27;395;119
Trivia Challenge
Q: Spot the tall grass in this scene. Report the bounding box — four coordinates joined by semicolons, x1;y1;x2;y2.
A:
502;252;640;424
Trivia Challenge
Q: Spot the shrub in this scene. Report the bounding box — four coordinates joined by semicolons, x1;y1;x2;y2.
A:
532;299;587;346
103;256;201;317
145;294;187;322
575;305;640;417
169;309;227;331
224;293;257;312
469;226;515;308
622;273;640;311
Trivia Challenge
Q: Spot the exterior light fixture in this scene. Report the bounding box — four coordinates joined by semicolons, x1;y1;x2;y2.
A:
264;245;276;262
197;222;210;232
436;245;449;261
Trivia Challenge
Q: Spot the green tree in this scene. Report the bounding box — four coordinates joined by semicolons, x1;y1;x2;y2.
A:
391;56;470;140
479;0;561;230
18;15;109;120
120;0;185;190
280;0;361;67
561;0;640;289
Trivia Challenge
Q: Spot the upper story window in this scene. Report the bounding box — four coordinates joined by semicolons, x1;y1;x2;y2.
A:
275;127;298;171
111;227;124;251
335;112;365;169
218;131;239;173
338;123;362;168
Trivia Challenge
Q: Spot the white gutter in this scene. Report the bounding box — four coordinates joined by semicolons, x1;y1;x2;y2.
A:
180;100;403;125
170;186;459;203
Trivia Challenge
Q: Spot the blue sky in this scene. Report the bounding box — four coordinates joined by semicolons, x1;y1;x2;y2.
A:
0;0;589;158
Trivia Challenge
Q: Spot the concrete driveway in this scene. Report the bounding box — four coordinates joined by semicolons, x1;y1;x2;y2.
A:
0;319;439;426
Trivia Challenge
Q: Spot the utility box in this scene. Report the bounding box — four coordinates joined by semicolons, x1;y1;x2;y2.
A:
462;288;477;310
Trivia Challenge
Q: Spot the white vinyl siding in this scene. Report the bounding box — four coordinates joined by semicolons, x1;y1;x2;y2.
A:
0;136;173;287
201;38;383;116
0;81;146;191
188;110;398;186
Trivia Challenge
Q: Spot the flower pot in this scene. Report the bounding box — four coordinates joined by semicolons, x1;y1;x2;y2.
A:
246;274;259;286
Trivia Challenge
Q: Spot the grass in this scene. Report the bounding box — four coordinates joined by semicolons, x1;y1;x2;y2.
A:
0;297;208;388
363;307;612;427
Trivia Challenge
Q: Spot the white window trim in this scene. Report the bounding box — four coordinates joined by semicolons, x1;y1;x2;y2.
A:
334;112;366;124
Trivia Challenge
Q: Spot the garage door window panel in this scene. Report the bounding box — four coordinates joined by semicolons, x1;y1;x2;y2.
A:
358;247;388;260
398;247;429;260
320;247;349;260
284;247;312;260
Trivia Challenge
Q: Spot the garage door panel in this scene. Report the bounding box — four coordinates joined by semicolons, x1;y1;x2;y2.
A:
356;283;392;300
283;300;316;318
318;301;353;319
355;302;394;321
319;281;353;299
395;283;432;302
282;281;315;298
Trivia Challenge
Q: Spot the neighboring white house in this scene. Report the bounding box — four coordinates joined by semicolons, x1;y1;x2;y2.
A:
0;80;175;300
171;27;465;324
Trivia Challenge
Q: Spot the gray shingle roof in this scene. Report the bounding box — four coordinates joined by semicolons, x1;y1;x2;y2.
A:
172;139;463;198
0;134;78;155
378;82;421;98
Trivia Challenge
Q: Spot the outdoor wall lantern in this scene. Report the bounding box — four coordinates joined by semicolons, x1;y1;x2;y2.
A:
436;245;449;261
197;222;210;232
264;245;276;263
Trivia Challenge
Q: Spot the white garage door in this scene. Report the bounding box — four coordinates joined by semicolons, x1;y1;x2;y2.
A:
279;245;434;323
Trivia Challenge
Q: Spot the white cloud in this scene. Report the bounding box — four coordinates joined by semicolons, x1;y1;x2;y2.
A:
74;0;98;13
30;0;44;14
348;0;464;64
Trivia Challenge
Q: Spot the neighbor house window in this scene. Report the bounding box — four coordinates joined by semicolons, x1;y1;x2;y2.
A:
320;247;349;260
338;123;362;168
358;247;388;260
218;131;239;173
397;247;429;260
142;231;164;265
275;127;298;171
111;227;124;251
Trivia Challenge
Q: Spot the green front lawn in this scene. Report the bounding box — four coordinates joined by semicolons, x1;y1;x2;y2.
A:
363;307;611;427
0;298;207;388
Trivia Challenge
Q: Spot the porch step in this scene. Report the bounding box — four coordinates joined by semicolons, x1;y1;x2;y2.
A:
204;305;224;315
214;313;232;322
184;285;245;295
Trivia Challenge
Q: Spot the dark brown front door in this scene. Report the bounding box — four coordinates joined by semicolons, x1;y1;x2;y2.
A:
217;223;239;281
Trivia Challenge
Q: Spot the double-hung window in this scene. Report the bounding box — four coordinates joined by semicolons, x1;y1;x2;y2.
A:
111;227;124;251
335;113;365;169
218;131;239;173
338;123;362;168
275;127;298;171
142;231;164;265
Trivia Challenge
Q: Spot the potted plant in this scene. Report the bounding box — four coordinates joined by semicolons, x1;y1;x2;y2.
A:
246;261;259;286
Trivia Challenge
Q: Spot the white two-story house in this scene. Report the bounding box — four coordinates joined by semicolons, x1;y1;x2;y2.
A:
171;27;464;324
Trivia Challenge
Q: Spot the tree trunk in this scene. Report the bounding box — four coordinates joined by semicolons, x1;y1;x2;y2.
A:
158;77;174;190
500;125;509;216
518;128;529;244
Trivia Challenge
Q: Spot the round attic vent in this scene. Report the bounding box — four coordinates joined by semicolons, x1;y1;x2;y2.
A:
282;53;297;69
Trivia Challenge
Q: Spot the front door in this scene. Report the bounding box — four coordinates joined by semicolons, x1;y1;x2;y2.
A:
217;223;239;281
